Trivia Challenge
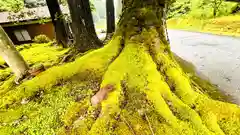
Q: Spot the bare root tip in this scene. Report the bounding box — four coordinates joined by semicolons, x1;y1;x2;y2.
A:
91;84;115;106
91;95;101;106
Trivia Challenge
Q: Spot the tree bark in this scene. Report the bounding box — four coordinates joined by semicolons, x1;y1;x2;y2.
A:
105;0;115;40
67;0;102;52
118;0;169;46
46;0;71;47
0;26;29;81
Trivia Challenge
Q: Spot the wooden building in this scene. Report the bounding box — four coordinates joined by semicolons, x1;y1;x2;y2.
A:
0;6;70;45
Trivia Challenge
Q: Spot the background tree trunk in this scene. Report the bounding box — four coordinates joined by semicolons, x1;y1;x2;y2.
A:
0;26;29;81
67;0;102;52
80;0;100;40
46;0;71;47
105;0;115;40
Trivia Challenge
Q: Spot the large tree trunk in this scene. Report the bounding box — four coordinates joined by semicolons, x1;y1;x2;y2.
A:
56;0;240;134
105;0;115;40
67;0;102;52
46;0;71;47
0;26;29;82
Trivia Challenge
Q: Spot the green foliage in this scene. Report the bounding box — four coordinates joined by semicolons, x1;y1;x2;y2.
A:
33;34;51;44
0;0;24;12
169;0;239;19
168;0;191;18
24;0;46;8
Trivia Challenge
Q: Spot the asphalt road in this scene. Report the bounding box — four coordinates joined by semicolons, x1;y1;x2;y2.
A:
168;30;240;105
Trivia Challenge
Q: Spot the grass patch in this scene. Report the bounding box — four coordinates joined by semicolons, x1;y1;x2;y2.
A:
167;15;240;37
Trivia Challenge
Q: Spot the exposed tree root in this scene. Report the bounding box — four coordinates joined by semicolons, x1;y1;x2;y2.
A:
0;36;122;109
63;39;240;135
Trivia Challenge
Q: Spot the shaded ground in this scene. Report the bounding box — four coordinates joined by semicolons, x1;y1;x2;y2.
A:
169;30;240;104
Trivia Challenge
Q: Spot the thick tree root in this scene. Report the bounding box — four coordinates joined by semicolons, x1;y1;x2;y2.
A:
0;37;122;109
64;40;240;135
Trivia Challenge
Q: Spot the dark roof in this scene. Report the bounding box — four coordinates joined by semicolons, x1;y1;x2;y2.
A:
0;6;69;24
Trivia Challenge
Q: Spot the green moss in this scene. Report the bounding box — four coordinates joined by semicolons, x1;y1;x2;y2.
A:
0;37;121;108
0;69;11;82
18;43;68;67
154;44;240;135
0;37;122;134
0;42;68;69
61;100;89;126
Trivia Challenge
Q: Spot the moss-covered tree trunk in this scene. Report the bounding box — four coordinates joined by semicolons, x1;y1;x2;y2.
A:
46;0;71;47
67;0;102;52
0;26;29;83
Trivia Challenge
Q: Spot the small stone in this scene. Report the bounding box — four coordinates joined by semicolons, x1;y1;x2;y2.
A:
21;98;29;105
13;120;20;126
22;115;28;120
137;109;145;116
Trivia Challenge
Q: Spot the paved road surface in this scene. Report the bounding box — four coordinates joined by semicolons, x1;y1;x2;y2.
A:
169;30;240;105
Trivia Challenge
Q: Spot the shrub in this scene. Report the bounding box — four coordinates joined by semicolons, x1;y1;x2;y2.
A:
33;34;51;43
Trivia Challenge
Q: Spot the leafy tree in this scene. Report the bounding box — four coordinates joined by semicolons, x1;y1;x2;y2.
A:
201;0;224;17
168;0;238;18
24;0;46;8
168;0;191;18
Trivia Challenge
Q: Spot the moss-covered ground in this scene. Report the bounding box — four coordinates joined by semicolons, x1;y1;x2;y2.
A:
0;42;69;85
0;36;239;134
167;15;240;37
0;38;120;134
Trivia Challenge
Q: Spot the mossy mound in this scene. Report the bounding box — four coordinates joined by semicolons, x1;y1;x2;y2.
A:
0;36;239;135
